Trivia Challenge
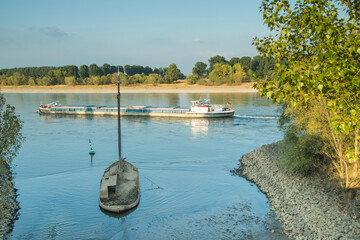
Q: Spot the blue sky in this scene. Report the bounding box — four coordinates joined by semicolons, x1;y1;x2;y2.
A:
0;0;269;74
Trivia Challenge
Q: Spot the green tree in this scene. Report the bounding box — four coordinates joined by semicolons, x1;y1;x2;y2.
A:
254;0;360;188
240;56;252;72
46;71;58;85
91;76;101;85
192;62;207;78
89;64;102;76
37;76;52;86
209;63;232;85
144;66;153;75
229;57;241;66
28;77;36;86
164;63;180;83
79;65;89;79
145;73;162;86
0;93;24;166
53;69;65;85
208;55;227;72
102;63;111;76
186;74;198;85
101;75;111;85
250;55;263;77
0;93;24;237
64;76;76;86
117;65;124;73
11;72;26;85
61;65;79;78
232;63;247;84
124;65;133;76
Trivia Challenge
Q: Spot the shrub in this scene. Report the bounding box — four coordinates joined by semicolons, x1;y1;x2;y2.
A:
64;76;76;86
278;124;327;174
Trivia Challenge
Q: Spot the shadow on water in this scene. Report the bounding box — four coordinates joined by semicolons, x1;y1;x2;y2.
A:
90;154;94;167
99;205;139;219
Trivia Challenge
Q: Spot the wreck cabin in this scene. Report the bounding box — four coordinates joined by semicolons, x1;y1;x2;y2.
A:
100;174;117;199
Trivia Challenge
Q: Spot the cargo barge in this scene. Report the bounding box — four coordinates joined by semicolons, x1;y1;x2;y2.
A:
38;100;235;118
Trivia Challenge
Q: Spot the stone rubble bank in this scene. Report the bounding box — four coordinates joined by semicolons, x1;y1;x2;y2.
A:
233;141;360;240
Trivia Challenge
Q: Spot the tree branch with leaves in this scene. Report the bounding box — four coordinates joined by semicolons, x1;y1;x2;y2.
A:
254;0;360;188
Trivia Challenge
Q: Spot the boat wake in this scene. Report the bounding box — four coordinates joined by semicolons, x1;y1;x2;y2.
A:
234;115;279;120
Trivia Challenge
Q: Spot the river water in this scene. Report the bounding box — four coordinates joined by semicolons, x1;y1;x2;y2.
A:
4;92;289;240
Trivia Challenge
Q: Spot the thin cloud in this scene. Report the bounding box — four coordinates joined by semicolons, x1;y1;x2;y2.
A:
192;37;202;43
42;26;67;38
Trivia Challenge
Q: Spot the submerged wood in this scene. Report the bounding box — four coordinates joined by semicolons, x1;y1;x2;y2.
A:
99;160;140;213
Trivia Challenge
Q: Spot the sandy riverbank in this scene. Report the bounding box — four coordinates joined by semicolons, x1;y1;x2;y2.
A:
233;142;360;239
0;83;257;94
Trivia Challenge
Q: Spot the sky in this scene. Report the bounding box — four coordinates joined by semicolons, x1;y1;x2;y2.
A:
0;0;270;74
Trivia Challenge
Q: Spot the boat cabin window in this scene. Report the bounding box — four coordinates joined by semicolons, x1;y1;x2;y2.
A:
191;100;200;106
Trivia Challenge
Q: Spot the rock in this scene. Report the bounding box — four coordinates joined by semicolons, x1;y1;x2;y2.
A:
234;141;360;240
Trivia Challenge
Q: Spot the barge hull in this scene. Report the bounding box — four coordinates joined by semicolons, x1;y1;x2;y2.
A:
39;109;235;118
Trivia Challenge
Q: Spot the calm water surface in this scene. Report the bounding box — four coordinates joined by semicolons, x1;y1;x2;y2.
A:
5;92;288;240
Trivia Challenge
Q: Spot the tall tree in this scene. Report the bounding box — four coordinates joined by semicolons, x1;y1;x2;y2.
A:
102;63;111;75
164;63;180;83
209;63;232;85
61;65;79;78
208;55;227;72
79;65;89;79
254;0;360;188
0;93;24;166
240;56;252;72
192;62;207;77
117;65;124;73
232;63;247;84
124;65;133;76
229;57;241;66
144;66;153;75
89;64;102;76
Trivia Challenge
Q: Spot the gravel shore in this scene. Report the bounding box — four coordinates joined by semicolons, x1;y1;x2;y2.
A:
233;141;360;240
0;164;20;239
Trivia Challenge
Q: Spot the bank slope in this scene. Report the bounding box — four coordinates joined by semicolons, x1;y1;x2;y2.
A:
234;142;360;239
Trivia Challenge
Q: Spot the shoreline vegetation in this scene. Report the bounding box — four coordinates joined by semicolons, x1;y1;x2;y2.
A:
0;94;24;238
0;164;20;238
0;55;275;87
0;82;257;94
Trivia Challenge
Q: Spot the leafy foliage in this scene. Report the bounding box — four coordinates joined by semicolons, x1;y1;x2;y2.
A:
208;63;247;85
0;94;24;167
164;63;180;83
279;124;326;174
192;62;207;78
254;0;360;188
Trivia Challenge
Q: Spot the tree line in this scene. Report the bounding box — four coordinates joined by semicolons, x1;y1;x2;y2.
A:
187;55;275;85
0;55;274;86
0;63;186;86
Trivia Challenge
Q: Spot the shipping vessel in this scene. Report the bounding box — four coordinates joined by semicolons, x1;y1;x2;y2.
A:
38;100;235;118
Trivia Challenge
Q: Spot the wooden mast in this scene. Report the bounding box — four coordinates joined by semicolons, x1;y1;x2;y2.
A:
117;67;122;171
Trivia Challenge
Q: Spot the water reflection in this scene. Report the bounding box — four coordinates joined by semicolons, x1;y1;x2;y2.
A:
38;113;235;138
100;205;138;219
190;119;210;136
4;93;286;240
90;155;94;167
